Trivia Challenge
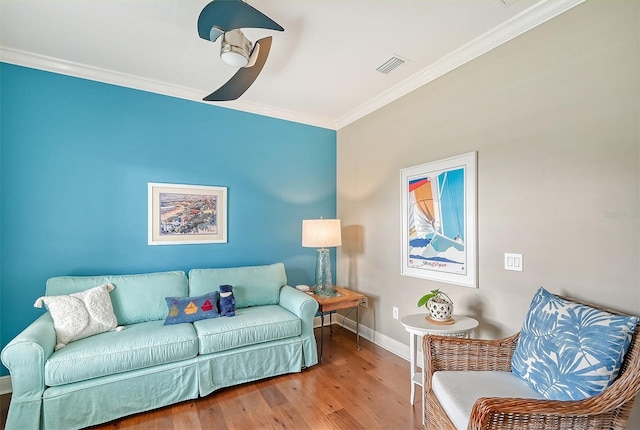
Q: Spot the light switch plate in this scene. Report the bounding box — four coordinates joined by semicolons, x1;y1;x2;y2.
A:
505;253;523;271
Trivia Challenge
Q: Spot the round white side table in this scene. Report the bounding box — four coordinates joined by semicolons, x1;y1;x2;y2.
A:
400;313;479;425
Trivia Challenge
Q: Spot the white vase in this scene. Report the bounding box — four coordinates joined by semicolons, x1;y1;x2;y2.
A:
428;296;453;321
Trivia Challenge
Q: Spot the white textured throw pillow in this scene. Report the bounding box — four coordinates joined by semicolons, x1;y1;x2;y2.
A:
34;283;118;350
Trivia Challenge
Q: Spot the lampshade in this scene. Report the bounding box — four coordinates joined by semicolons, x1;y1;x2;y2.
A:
302;219;342;248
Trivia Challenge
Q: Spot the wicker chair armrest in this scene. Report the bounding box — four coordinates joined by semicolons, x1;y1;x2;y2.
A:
468;395;618;430
424;333;520;373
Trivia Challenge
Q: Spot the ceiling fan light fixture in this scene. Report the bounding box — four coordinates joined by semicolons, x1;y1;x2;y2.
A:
220;29;252;68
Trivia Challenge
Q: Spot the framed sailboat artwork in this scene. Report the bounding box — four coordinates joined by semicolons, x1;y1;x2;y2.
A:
400;152;477;288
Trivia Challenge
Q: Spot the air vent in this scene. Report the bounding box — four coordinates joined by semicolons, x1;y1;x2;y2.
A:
376;55;408;74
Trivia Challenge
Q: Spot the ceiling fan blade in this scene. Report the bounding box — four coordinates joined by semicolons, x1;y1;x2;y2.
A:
198;0;283;42
203;36;272;102
245;41;260;68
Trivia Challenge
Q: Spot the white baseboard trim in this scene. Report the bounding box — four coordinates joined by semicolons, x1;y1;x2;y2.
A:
0;375;12;395
335;315;423;369
0;316;413;396
313;312;409;358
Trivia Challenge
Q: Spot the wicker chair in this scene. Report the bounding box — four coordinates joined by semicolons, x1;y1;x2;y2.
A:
423;295;640;430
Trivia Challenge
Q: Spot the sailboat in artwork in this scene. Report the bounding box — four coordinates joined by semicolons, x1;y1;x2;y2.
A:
408;167;466;275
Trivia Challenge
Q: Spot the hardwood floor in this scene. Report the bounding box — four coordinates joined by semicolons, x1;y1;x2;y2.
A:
1;326;423;429
1;392;9;430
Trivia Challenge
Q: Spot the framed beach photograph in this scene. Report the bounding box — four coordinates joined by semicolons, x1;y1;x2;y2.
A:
400;152;477;288
148;182;227;245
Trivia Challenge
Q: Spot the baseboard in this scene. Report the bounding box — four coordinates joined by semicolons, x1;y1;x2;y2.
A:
313;314;333;328
0;375;12;395
313;312;411;358
335;315;421;368
0;316;412;395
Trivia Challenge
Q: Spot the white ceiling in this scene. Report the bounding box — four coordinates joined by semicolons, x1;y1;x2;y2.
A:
0;0;584;129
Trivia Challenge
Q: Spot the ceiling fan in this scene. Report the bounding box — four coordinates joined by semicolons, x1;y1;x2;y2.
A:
197;0;284;102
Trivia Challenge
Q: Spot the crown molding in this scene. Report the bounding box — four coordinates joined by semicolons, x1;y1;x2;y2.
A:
0;47;204;101
334;0;586;129
220;98;337;130
0;0;583;131
0;47;336;130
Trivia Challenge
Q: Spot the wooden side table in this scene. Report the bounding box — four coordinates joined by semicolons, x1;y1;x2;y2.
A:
400;313;478;425
310;286;366;361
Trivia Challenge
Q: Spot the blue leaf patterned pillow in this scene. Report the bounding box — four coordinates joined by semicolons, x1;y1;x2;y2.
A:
512;287;638;401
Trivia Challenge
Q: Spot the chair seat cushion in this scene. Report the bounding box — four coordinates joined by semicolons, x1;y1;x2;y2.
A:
45;320;198;386
432;370;544;430
194;305;301;354
511;287;638;400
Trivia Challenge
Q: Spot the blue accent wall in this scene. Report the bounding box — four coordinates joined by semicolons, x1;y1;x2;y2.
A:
0;63;337;375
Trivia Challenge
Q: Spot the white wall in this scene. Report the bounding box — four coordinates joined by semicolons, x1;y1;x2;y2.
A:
337;0;639;424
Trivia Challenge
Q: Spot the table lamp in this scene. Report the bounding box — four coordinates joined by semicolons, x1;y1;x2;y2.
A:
302;218;342;296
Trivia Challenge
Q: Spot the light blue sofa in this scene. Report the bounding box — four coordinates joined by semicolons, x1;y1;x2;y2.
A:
1;262;319;430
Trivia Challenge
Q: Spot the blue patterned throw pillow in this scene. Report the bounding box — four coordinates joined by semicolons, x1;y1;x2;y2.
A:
164;291;220;325
512;287;638;401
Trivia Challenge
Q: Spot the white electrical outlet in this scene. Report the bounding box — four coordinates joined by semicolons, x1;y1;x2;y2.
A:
360;297;368;308
392;306;399;319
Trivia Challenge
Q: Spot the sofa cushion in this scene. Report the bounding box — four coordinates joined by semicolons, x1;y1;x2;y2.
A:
34;283;118;350
164;291;220;325
46;271;189;325
194;305;301;354
511;287;638;401
45;320;198;386
433;371;544;430
188;263;286;309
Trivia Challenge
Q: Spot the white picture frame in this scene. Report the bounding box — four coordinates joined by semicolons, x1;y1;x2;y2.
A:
400;152;477;288
148;182;227;245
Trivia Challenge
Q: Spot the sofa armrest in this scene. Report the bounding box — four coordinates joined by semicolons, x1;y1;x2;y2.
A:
279;285;318;336
279;285;319;367
1;312;56;430
1;313;56;398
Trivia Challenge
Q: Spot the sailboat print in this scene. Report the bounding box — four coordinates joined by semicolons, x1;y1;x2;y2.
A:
408;167;466;275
